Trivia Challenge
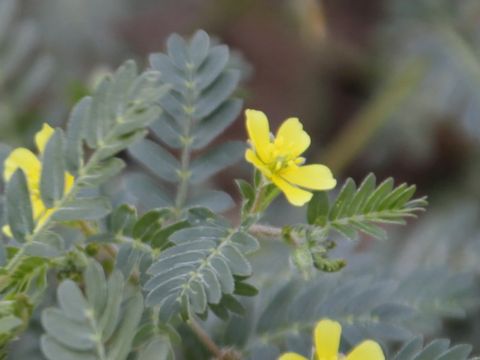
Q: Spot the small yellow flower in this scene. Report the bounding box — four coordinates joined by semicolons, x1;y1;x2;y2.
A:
245;109;336;206
279;319;385;360
3;124;74;235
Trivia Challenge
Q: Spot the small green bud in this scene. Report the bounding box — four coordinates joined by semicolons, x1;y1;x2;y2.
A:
312;252;346;273
292;245;313;278
85;243;99;256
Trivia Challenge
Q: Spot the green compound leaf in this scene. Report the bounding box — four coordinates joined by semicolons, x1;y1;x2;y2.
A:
129;30;243;212
0;57;163;304
5;169;34;242
144;211;258;322
84;206;168;281
0;253;49;296
243;263;475;358
41;260;144;360
308;173;427;240
72;59;167;157
17;58;169;236
40;129;66;208
393;337;473;360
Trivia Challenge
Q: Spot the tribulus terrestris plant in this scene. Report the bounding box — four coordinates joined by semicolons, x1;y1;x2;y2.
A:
2;29;475;360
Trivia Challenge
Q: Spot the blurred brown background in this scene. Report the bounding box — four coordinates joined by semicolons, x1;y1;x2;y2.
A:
5;0;479;198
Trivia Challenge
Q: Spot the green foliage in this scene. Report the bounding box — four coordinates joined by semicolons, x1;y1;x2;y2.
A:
307;173;427;240
274;174;427;276
251;278;414;350
3;59;167;245
145;208;259;322
393;337;473;360
0;58;168;353
0;26;476;360
41;260;145;360
128;30;243;213
0;254;49;296
391;268;474;321
238;264;475;359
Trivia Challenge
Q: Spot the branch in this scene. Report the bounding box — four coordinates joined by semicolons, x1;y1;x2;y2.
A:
188;318;224;359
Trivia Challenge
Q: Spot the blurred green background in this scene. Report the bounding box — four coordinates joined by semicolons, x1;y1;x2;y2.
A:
3;0;480;355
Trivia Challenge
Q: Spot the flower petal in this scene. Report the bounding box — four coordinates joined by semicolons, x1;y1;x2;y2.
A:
345;340;385;360
65;172;75;193
36;208;54;230
245;109;272;163
2;225;12;238
274;117;310;158
280;164;336;190
271;175;312;206
35;123;55;154
314;319;341;360
278;353;308;360
3;148;41;183
245;149;271;178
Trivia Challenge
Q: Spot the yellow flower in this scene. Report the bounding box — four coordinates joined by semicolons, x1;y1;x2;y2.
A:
278;319;385;360
3;124;74;235
245;109;336;206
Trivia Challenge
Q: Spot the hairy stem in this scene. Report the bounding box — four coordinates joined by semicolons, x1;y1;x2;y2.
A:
248;224;303;246
249;224;282;237
249;186;264;214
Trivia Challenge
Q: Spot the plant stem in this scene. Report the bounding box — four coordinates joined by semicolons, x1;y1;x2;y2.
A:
5;248;24;272
248;175;272;216
188;318;223;358
174;137;192;215
174;65;196;217
249;224;302;246
249;185;265;214
85;311;107;360
249;224;282;237
78;220;96;236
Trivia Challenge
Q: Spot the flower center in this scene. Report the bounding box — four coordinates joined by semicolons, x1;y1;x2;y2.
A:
259;142;304;173
265;153;304;174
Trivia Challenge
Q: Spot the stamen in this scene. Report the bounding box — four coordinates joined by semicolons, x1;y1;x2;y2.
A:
295;157;305;165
